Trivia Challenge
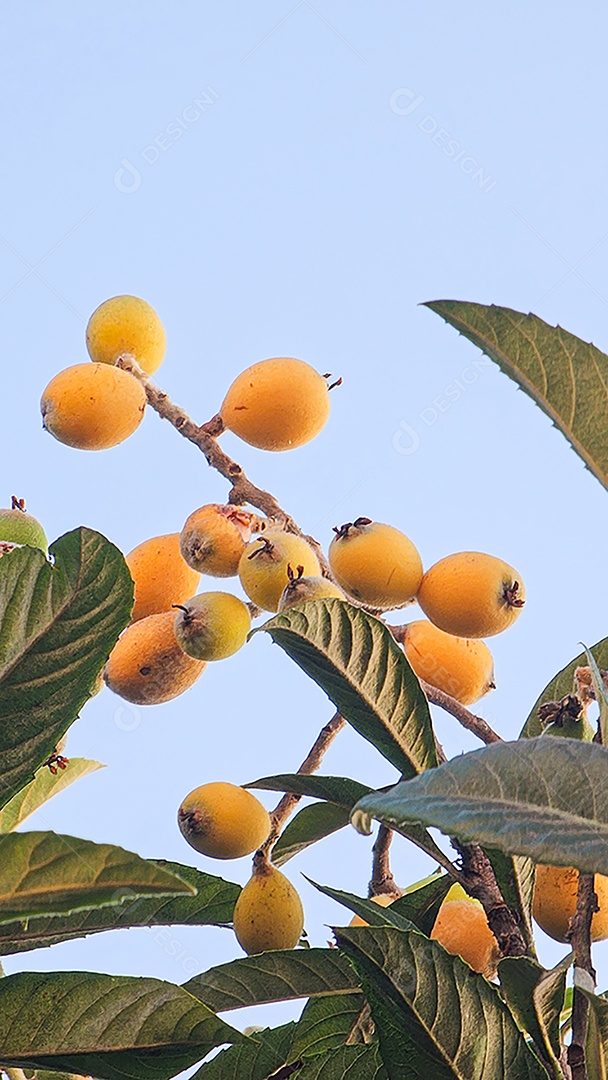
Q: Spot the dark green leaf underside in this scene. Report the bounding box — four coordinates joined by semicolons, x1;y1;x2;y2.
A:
0;860;239;956
353;738;608;875
262;599;437;777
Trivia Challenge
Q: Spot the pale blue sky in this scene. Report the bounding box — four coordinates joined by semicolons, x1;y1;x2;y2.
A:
3;0;608;1036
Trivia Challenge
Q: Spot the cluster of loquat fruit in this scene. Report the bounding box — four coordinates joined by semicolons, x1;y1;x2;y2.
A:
21;293;601;963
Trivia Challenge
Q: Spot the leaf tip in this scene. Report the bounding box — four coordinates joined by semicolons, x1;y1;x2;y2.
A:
350;807;374;836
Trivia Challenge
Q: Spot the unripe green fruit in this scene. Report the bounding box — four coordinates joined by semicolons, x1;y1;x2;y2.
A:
174;592;251;661
542;715;595;740
233;862;305;954
329;518;423;609
0;503;47;554
178;782;270;859
278;570;344;612
238;532;321;612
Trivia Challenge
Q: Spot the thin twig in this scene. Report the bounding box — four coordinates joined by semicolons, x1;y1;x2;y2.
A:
369;824;400;897
567;874;597;1078
257;712;347;863
423;683;503;745
117;356;300;526
118;356;396;616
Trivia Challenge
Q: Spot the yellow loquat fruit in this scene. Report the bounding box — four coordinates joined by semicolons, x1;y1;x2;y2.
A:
126;534;200;622
103;610;206;705
533;865;608;943
41;363;146;451
174;591;251;661
418;551;525;638
233;862;305;954
328;518;423;609
238;532;321;612
178;782;270;859
86;295;166;375
431;883;501;978
402;619;495;705
180;504;257;577
221;357;331;451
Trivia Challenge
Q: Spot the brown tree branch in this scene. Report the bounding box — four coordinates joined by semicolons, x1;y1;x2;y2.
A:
369;824;400;897
423;683;503;744
451;839;529;959
118;356;405;620
116;355;336;572
566;874;598;1078
256;712;347;864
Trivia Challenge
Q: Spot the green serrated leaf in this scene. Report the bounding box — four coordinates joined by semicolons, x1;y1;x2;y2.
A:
580;987;608;1080
521;637;608;738
248;773;449;873
0;833;193;924
0;860;239;956
292;993;372;1057
261;599;437;777
190;1021;296;1080
425;299;608;490
0;758;104;833
0;528;133;808
296;1044;387;1078
183;948;360;1012
0;971;244;1080
306;880;417;931
247;773;373;806
352;737;608;876
336;925;547;1078
498;955;568;1072
383;874;453;937
273;802;351;866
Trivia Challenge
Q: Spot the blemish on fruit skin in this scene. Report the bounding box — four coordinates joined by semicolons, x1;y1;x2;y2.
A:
139;666;151;675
